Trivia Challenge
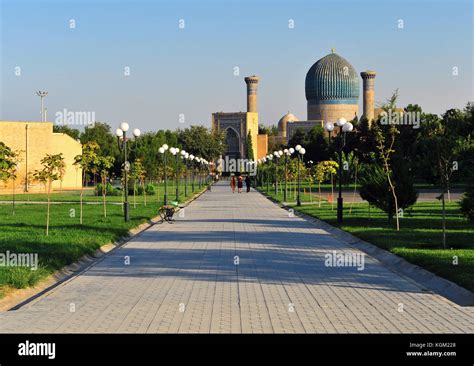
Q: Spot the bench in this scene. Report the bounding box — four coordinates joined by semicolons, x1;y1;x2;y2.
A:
158;205;177;224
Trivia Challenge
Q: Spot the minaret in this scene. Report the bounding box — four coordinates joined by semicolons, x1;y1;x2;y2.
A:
244;75;259;113
360;71;376;123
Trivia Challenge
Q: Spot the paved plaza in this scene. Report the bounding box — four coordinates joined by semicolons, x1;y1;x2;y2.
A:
0;181;473;333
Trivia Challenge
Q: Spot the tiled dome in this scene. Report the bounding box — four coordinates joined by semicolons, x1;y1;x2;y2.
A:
305;51;360;105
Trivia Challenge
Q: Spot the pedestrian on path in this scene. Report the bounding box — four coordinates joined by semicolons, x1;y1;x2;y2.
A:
245;175;251;193
230;175;236;193
237;175;243;193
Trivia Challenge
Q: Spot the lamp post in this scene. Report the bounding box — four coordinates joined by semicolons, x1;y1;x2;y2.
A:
273;150;283;195
295;145;306;206
158;144;169;205
116;122;141;222
283;148;294;202
325;118;353;223
170;147;180;202
189;155;195;192
182;151;189;197
267;154;273;192
36;91;48;122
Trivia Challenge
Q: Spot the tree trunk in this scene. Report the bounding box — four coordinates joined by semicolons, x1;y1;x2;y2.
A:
318;181;321;207
441;191;446;249
46;181;51;236
349;164;358;215
12;179;15;216
80;171;85;225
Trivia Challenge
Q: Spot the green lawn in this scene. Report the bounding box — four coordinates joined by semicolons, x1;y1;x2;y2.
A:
0;183;205;299
259;186;474;293
0;180;204;203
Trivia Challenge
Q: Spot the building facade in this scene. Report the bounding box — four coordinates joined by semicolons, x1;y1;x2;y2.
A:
211;75;267;161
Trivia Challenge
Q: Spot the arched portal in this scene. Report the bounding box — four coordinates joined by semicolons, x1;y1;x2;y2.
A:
224;127;241;159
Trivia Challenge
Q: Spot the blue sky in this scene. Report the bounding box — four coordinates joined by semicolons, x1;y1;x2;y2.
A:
1;0;472;132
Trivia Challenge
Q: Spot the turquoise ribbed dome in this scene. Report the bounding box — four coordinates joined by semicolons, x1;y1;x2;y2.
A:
305;52;360;104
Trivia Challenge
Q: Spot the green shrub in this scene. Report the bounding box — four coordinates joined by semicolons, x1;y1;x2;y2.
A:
96;183;121;196
359;161;418;220
460;185;474;222
128;185;144;196
145;184;155;195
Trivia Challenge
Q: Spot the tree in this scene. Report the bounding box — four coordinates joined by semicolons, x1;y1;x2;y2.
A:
0;143;21;214
246;130;254;160
97;156;115;218
74;142;100;224
371;91;403;230
80;122;120;175
177;126;225;160
33;154;65;236
130;158;146;208
53;125;80;140
314;160;338;207
359;161;418;223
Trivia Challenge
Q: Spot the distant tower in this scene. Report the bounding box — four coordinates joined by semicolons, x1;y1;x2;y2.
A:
244;75;259;113
360;71;376;122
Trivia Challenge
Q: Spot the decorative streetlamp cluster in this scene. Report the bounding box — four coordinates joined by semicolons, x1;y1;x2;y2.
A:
158;144;209;206
115;122;141;222
257;145;305;206
324;117;354;223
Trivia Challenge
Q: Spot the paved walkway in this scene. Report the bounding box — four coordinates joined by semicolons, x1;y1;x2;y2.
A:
1;181;473;333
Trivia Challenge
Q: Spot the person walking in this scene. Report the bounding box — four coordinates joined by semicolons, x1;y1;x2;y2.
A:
237;175;243;193
230;175;236;193
245;175;251;193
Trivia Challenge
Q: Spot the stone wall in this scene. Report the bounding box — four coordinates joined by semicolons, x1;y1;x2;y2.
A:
0;121;82;193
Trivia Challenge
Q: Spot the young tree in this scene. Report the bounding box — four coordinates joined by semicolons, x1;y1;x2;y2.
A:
73;141;100;224
314;160;338;207
130;158;146;208
372;91;402;230
8;150;22;215
97;155;115;218
0;143;21;214
33;153;65;236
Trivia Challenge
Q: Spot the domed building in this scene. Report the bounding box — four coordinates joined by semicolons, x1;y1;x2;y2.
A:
281;49;376;143
305;49;360;122
277;112;299;139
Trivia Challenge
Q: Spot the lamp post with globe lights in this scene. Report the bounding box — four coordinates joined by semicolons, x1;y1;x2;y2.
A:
158;144;169;206
283;148;294;202
181;151;190;197
169;147;180;202
325;118;354;223
295;145;306;206
267;154;273;192
189;155;195;191
273;150;283;195
116;122;141;222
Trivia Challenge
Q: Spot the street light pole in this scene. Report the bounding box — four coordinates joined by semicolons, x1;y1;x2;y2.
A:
325;118;353;223
169;147;180;202
295;145;306;206
116;122;141;222
36;91;48;122
159;144;169;205
181;150;189;197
